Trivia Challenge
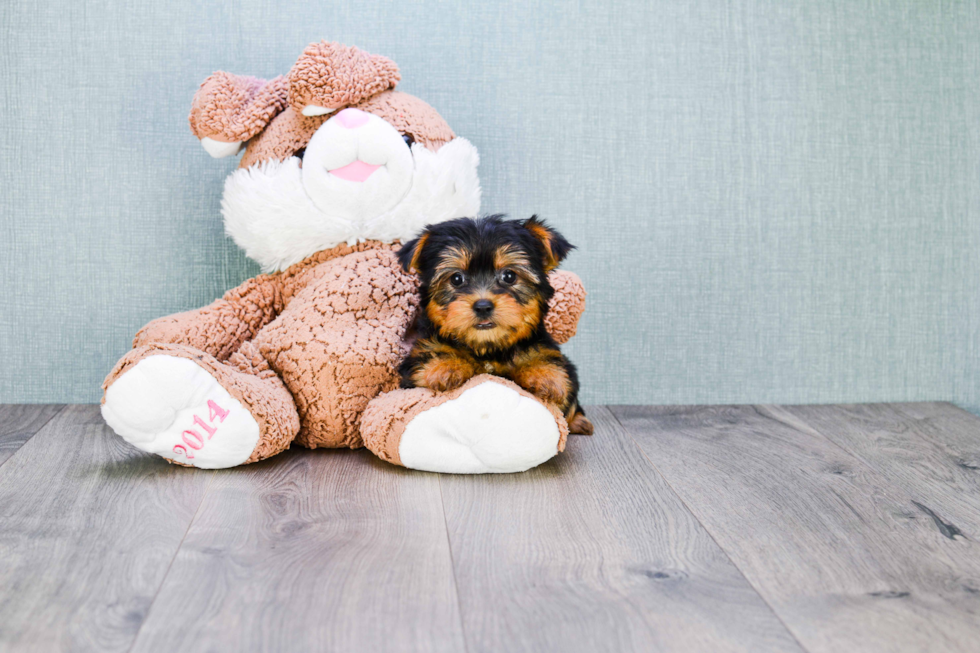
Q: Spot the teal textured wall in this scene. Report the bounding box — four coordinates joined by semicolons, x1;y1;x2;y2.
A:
2;1;979;411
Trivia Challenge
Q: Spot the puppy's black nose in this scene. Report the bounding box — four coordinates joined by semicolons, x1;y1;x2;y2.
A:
472;299;495;318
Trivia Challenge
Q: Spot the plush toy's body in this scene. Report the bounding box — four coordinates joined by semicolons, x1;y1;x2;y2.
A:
101;42;586;473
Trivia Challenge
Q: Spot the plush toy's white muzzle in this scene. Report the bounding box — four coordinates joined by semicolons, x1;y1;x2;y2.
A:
220;110;482;273
302;108;415;223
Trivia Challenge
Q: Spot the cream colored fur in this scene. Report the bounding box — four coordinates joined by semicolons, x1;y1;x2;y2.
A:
222;135;480;272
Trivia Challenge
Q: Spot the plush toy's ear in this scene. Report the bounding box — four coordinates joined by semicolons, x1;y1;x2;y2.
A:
397;233;430;273
288;41;400;116
523;216;574;272
188;72;289;157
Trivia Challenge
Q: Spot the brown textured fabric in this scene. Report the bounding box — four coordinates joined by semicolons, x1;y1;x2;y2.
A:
253;246;419;449
188;73;289;142
353;91;455;151
133;273;283;361
361;374;569;468
545;270;587;345
131;241;390;360
238;107;326;170
102;342;300;465
186;42;456;167
287;41;400;114
238;90;453;169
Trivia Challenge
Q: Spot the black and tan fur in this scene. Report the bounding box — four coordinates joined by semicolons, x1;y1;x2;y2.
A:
397;215;593;435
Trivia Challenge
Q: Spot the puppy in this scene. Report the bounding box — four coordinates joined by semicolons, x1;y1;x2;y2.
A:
397;215;593;435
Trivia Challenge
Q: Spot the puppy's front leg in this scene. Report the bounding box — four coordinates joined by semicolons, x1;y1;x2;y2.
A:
400;339;479;392
514;360;594;434
415;354;478;392
511;351;573;409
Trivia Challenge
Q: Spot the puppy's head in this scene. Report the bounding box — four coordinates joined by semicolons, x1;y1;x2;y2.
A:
399;215;574;353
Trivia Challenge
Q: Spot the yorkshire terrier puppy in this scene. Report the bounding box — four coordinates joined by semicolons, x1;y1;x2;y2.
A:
397;215;593;435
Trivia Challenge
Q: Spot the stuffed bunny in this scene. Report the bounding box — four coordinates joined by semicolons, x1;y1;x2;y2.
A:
101;41;586;473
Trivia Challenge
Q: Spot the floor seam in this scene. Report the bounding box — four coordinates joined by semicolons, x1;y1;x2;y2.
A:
759;404;937;510
438;475;471;653
0;404;68;474
606;405;814;653
763;403;976;540
125;469;218;653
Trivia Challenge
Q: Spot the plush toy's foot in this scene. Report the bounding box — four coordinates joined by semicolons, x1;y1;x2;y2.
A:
101;343;300;468
361;375;569;474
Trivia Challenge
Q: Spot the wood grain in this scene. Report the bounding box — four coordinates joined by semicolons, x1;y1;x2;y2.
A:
439;406;805;653
612;405;980;653
0;405;215;652
0;404;64;466
7;402;979;652
129;447;465;653
778;403;980;539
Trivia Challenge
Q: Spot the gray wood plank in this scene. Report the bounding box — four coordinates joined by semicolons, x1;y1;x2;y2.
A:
612;404;980;653
439;406;805;653
892;403;980;461
776;403;980;539
0;404;64;467
0;405;215;652
129;447;465;653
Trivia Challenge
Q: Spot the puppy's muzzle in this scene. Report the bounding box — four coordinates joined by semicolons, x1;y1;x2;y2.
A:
472;299;495;325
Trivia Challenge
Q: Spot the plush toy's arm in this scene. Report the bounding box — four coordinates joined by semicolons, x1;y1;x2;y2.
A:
545;270;586;345
133;274;283;362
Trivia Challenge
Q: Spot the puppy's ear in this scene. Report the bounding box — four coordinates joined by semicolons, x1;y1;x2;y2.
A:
523;216;575;272
397;232;430;273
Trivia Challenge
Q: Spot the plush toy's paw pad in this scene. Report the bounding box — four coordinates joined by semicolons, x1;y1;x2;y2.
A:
101;355;260;469
399;381;561;474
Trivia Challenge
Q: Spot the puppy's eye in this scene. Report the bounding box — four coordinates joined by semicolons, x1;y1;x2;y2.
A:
450;272;465;287
402;133;415;148
500;269;517;285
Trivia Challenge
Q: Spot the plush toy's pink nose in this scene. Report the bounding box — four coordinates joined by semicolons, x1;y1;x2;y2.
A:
335;108;370;129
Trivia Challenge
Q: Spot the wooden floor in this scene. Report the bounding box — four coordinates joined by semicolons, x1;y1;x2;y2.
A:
1;403;979;652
